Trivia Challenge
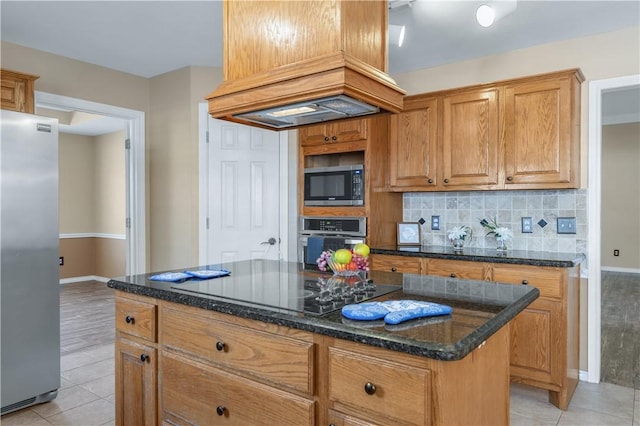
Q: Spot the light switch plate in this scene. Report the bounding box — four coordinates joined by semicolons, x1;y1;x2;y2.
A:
557;217;576;234
521;217;533;233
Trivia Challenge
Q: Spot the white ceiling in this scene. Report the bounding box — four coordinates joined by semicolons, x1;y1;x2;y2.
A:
2;0;639;134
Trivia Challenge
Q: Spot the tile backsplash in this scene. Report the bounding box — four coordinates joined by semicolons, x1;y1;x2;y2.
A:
403;189;587;254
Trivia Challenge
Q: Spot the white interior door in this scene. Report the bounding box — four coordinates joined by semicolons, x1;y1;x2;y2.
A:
205;115;281;264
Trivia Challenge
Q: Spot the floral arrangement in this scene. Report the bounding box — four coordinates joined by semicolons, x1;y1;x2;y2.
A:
447;225;473;243
480;217;513;241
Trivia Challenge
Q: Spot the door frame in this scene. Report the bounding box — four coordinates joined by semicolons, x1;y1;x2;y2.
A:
586;74;640;383
35;91;146;275
198;103;290;264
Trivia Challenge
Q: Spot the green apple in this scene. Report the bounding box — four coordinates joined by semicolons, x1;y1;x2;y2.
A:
353;243;370;258
333;249;353;265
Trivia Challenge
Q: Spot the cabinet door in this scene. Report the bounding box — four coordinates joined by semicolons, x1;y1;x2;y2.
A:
300;119;367;146
328;409;379;426
503;75;578;188
509;298;562;386
1;70;38;114
115;338;157;426
161;351;314;426
442;88;500;188
389;99;438;188
370;254;421;274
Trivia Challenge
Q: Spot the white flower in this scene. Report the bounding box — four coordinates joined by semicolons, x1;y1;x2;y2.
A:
495;227;513;241
447;225;472;242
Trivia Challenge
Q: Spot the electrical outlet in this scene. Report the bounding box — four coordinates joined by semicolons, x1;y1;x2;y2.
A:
557;217;577;234
614;249;620;257
59;256;64;266
521;217;533;233
431;215;440;230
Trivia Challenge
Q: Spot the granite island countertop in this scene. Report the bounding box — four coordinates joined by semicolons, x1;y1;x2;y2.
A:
371;244;585;268
108;259;539;361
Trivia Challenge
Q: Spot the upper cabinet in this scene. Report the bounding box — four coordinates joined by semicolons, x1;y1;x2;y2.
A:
1;69;39;114
389;69;584;192
299;118;368;148
503;73;582;189
389;97;438;188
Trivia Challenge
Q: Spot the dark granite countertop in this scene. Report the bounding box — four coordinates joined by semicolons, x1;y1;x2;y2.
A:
371;245;585;268
107;259;538;361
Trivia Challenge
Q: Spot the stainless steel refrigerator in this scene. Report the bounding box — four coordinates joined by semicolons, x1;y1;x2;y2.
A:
1;110;60;414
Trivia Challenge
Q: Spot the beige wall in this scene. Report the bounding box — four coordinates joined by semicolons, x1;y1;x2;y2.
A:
392;26;640;188
601;122;640;269
59;133;95;233
95;130;126;235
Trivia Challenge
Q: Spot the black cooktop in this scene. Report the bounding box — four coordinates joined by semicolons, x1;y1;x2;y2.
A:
171;272;400;316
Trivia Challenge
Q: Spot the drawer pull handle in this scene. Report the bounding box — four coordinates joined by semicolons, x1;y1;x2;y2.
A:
324;137;330;142
125;315;134;324
331;135;337;141
428;178;434;184
506;176;514;181
521;280;529;285
391;267;397;272
450;273;456;278
364;382;377;395
444;178;449;183
216;406;226;416
216;341;226;351
140;353;149;362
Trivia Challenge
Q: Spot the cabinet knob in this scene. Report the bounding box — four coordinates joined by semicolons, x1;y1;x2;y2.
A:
364;382;377;395
324;136;330;142
216;341;226;351
521;280;529;285
444;178;449;184
391;267;397;272
450;273;456;278
140;353;149;362
506;176;514;181
125;315;134;324
331;135;337;141
428;178;433;184
216;406;226;416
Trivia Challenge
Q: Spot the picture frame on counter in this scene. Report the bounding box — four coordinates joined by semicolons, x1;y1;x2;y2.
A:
397;222;422;246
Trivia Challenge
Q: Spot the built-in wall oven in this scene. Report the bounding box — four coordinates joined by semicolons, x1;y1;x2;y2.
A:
298;216;366;271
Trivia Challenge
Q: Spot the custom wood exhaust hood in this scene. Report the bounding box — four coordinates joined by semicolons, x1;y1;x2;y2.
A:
206;0;405;130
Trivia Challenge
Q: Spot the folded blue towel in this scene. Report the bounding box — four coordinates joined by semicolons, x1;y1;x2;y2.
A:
149;272;192;282
184;269;231;279
342;300;452;325
306;236;325;264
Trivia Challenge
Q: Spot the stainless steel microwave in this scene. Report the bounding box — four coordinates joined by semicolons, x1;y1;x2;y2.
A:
303;164;364;206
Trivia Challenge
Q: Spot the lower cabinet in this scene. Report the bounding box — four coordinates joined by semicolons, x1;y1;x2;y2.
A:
115;337;157;426
160;350;314;425
369;254;580;410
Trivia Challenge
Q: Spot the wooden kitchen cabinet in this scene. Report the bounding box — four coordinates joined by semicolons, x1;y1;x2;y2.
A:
503;72;582;189
299;118;368;147
370;254;422;274
388;69;582;192
441;87;500;189
375;256;579;410
1;69;38;114
389;97;438;188
115;293;158;426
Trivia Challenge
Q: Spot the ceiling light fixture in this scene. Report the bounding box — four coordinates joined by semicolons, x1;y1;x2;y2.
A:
476;0;518;28
389;24;406;47
476;5;495;27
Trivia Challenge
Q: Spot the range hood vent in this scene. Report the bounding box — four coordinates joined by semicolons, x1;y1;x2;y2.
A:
207;0;405;130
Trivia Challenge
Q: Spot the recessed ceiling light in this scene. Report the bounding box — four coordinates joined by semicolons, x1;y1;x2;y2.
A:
476;4;495;27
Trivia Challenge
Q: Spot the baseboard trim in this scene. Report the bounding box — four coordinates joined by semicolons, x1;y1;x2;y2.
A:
60;275;110;285
601;266;640;274
60;233;126;240
579;370;591;382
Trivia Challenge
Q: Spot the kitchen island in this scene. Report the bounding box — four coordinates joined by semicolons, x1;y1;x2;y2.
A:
108;259;538;425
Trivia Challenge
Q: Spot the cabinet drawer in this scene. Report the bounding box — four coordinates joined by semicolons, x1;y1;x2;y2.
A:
160;304;314;395
425;258;487;280
492;264;564;299
328;347;431;425
161;352;314;426
370;254;421;274
116;295;157;342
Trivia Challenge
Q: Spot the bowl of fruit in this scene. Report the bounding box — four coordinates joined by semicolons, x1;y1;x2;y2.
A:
316;244;370;277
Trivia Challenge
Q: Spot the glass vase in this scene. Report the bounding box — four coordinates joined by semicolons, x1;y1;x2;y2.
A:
452;239;464;252
496;237;507;252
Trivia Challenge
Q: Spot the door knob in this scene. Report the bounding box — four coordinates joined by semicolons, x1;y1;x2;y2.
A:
261;237;277;245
